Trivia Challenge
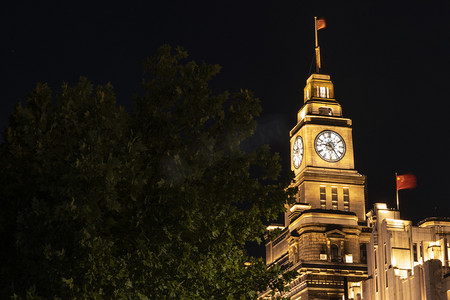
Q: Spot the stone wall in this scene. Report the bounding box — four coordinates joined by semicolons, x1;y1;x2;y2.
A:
297;231;327;261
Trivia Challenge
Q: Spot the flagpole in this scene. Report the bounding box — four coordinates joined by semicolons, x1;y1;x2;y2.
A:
395;172;399;210
314;16;318;48
314;16;321;73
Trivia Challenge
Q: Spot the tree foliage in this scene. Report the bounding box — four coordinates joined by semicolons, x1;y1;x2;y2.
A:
0;45;296;299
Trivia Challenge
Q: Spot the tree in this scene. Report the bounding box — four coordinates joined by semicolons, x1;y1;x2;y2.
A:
0;45;296;299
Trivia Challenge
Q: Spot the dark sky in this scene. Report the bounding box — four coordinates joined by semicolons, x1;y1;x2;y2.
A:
1;1;450;223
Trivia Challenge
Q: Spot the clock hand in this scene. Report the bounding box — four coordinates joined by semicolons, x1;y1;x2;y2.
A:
326;143;339;158
332;148;339;158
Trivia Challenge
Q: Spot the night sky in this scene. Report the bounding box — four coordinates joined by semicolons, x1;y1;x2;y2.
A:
2;1;450;223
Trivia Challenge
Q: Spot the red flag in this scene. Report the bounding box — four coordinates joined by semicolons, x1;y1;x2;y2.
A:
316;19;326;30
396;174;417;190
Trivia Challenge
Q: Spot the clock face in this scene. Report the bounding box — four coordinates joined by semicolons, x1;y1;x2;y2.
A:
314;130;346;162
292;136;303;169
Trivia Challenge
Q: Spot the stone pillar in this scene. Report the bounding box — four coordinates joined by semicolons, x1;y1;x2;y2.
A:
423;259;443;300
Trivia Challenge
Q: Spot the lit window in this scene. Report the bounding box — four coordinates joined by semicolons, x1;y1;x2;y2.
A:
345;254;353;263
420;244;423;262
317;86;330;98
320;186;326;208
331;187;338;209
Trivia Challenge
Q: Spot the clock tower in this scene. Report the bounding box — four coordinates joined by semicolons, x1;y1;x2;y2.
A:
262;19;370;299
288;72;366;223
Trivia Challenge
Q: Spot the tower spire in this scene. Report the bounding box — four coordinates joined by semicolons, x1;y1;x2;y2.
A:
314;17;326;73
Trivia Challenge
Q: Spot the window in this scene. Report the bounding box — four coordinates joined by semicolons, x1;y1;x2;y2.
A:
420;244;423;261
331;244;339;262
319;107;333;116
343;188;350;211
360;244;367;263
318;86;329;98
385;270;388;288
413;243;418;262
345;254;353;263
384;243;387;264
320;186;326;208
331;187;338;209
374;249;377;269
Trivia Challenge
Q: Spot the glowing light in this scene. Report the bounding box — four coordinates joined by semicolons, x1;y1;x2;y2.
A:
290;203;311;212
300;109;306;120
345;254;353;263
266;225;284;231
429;241;440;247
376;203;387;210
386;218;406;227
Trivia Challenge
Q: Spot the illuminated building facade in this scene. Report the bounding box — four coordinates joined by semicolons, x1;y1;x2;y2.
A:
260;19;450;297
261;72;371;299
261;73;450;299
363;203;450;299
